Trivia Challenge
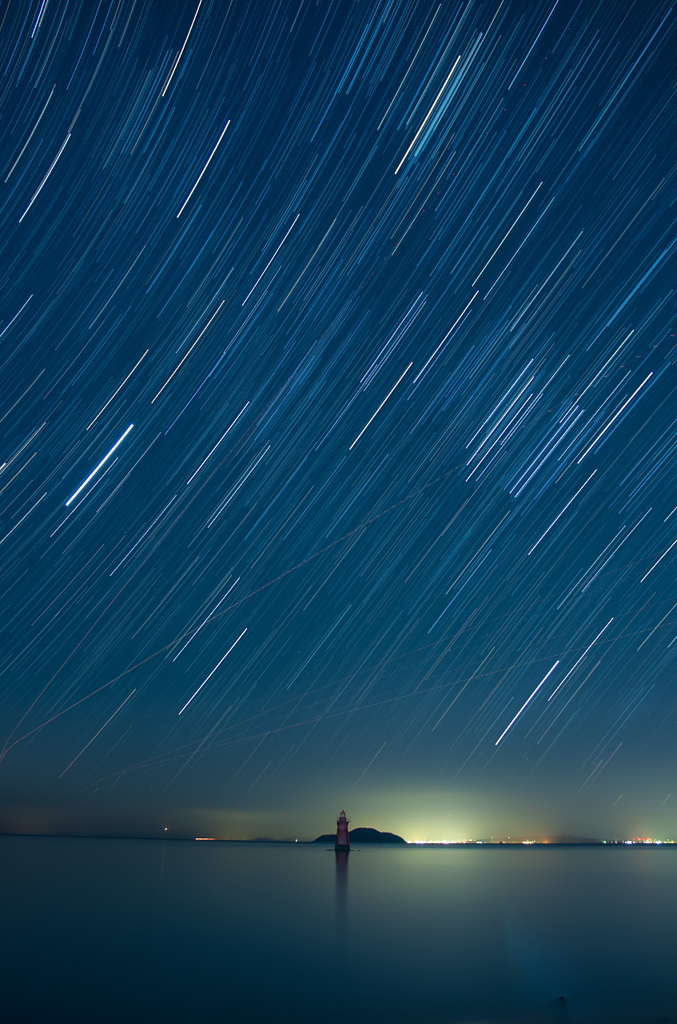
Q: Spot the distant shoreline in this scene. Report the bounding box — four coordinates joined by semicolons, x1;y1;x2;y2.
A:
1;833;675;847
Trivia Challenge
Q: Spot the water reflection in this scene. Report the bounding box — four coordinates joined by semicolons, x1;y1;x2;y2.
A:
334;849;349;937
2;838;676;1023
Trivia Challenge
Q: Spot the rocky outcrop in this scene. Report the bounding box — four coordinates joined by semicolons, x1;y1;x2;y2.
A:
313;826;406;844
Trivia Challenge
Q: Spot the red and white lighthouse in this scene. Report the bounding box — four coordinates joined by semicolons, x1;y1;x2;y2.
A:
335;809;350;852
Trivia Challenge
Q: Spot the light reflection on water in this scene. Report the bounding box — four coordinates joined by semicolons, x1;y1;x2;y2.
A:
1;836;676;1023
335;848;349;939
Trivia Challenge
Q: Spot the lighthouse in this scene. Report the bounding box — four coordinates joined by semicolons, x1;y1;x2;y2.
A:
335;809;350;852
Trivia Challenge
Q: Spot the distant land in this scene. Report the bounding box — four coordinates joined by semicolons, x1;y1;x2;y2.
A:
314;826;407;844
2;830;675;846
492;835;602;844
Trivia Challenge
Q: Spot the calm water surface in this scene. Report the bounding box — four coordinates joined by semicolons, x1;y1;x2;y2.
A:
1;836;676;1023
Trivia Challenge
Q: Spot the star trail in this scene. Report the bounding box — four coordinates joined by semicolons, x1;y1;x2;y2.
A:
1;0;676;840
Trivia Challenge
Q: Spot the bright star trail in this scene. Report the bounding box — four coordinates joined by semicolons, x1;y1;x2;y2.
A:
1;0;676;841
65;424;134;505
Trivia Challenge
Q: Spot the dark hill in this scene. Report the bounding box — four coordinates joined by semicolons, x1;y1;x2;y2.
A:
314;826;406;844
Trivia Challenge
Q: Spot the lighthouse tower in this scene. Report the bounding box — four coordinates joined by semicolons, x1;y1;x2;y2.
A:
335;809;350;852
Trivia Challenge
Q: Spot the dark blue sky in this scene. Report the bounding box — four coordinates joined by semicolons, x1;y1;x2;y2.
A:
1;0;676;841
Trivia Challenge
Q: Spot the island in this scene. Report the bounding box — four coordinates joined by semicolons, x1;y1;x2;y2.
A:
313;826;407;844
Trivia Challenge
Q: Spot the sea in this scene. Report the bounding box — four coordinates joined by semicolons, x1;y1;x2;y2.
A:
1;835;676;1024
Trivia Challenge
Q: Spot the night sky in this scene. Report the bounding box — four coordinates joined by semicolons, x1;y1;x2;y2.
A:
1;0;676;842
